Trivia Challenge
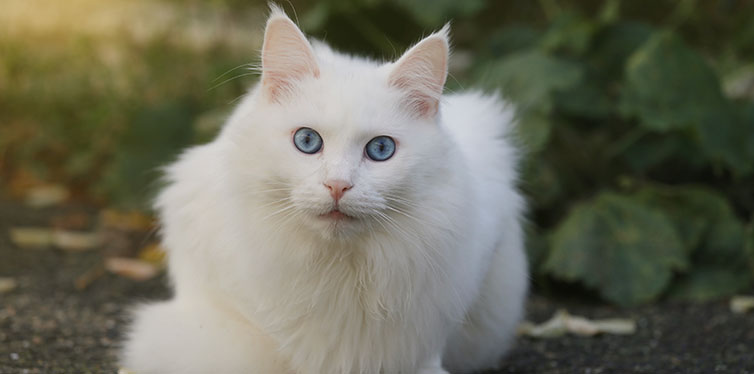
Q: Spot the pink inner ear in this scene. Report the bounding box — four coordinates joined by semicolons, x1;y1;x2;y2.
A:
388;36;448;118
261;17;320;103
263;65;319;102
390;76;439;117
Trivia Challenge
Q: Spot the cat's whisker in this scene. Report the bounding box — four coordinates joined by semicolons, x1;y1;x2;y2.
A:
260;203;298;222
382;193;424;209
246;187;294;195
212;63;257;83
208;72;259;92
271;209;304;231
254;199;293;211
384;205;423;224
230;92;250;104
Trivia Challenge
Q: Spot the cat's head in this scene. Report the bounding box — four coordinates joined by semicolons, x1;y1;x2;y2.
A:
224;5;455;240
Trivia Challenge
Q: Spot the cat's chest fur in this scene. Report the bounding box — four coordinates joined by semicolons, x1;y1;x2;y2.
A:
244;238;469;374
157;138;487;374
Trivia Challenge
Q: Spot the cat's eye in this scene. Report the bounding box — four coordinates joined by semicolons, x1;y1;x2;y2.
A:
293;127;323;154
365;136;396;161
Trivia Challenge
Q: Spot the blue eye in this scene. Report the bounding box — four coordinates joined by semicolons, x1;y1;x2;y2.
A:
365;136;396;161
293;127;322;154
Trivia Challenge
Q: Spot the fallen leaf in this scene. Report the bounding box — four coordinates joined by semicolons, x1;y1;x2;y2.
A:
0;277;17;294
118;368;137;374
9;227;100;251
518;312;568;338
582;317;636;335
104;257;160;281
25;184;69;208
100;209;153;231
52;230;101;251
9;227;53;248
138;243;166;267
519;309;636;338
730;295;754;314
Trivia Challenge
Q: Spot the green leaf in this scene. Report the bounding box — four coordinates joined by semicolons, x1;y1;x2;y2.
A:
589;21;653;79
634;184;749;265
696;213;748;267
544;192;687;306
633;185;735;251
548;22;654;120
634;185;752;301
619;31;727;132
693;102;754;176
620;133;706;172
479;50;583;112
668;266;752;302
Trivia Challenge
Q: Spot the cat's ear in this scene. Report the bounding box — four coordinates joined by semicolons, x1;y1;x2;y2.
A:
388;25;449;118
261;5;320;103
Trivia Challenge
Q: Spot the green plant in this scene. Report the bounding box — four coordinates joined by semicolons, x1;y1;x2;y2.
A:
471;6;754;306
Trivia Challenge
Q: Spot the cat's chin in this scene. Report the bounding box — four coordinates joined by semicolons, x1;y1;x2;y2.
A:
304;210;364;240
318;208;355;221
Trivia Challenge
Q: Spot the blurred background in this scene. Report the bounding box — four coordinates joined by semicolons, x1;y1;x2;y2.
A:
1;0;753;307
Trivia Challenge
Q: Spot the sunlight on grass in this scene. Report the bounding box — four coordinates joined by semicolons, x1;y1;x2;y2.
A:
1;0;265;51
0;0;267;206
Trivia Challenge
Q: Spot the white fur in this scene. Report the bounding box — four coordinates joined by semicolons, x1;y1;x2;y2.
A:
121;6;528;374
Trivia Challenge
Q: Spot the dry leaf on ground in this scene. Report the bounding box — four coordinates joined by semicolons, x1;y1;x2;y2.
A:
9;227;53;248
25;184;69;208
0;277;17;294
519;309;636;338
100;209;153;231
52;230;100;251
9;227;100;251
730;295;754;314
138;243;166;267
104;257;160;281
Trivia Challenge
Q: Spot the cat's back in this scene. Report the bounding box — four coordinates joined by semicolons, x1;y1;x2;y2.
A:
438;91;523;259
440;92;519;189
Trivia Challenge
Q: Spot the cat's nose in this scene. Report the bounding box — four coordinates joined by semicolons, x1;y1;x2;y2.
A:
324;179;353;203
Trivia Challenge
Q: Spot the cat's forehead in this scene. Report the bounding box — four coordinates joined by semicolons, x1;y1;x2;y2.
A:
291;55;402;136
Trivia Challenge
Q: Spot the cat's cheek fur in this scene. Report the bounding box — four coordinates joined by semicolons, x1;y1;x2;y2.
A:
121;6;528;374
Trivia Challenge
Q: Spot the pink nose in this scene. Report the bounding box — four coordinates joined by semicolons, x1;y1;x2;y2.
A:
324;179;352;203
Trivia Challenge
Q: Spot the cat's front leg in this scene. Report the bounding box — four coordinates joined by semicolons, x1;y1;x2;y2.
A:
417;353;450;374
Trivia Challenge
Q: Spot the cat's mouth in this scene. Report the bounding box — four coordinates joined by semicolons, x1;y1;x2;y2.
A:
319;209;353;220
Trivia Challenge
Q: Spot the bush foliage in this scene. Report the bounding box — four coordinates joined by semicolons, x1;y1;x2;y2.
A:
2;0;753;306
464;2;754;305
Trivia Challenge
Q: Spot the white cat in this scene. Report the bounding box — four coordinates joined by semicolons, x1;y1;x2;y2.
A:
121;5;528;374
